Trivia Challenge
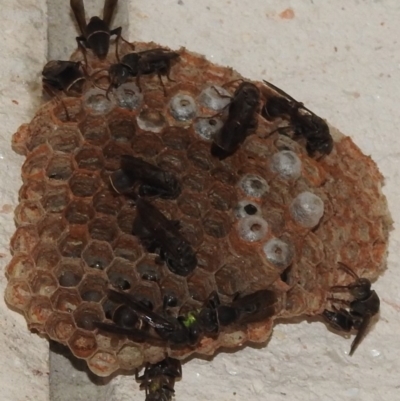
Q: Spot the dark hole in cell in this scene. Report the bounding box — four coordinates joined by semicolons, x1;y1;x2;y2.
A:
75;311;102;331
180;99;190;107
209;119;217;126
113;305;139;328
244;204;257;215
112;277;131;291
251;179;262;190
102;299;117;320
108;273;133;291
59;271;81;287
280;266;292;284
81;290;103;302
137;263;160;282
251;223;261;232
79;275;107;302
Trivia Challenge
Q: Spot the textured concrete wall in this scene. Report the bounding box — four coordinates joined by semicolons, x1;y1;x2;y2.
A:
1;2;49;401
1;1;399;401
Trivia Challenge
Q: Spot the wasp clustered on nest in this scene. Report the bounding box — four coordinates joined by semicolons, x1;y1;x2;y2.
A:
5;1;392;400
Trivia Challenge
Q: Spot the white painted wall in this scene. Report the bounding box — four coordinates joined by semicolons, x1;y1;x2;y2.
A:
1;1;399;400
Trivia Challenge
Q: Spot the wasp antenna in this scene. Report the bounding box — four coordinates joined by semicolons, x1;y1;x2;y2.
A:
337;262;360;280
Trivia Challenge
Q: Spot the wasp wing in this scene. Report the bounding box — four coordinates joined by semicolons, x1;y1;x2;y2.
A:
70;0;87;35
103;0;118;27
94;321;166;345
108;290;177;332
349;314;371;356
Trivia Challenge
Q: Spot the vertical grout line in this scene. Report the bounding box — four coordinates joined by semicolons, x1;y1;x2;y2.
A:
45;1;130;400
49;342;115;401
3;2;49;399
47;0;77;60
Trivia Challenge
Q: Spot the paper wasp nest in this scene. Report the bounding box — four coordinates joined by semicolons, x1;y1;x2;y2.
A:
5;42;392;377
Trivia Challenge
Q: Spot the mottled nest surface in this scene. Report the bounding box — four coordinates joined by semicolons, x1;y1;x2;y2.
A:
5;41;392;376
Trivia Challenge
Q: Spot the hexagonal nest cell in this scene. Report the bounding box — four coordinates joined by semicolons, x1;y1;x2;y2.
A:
6;41;392;377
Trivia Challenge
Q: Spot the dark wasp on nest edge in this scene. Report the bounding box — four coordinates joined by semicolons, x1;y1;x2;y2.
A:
94;288;277;347
41;60;88;121
107;48;180;97
42;60;86;97
136;357;182;401
132;198;197;278
322;262;380;355
210;80;261;160
110;155;181;200
109;157;194;277
261;79;333;157
70;0;130;60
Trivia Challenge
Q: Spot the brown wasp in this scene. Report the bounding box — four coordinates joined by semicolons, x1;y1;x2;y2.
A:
136;358;182;401
70;0;125;59
323;262;380;355
262;80;333;157
132;198;197;277
42;60;86;96
107;48;180;96
95;288;277;347
211;81;260;159
109;155;181;200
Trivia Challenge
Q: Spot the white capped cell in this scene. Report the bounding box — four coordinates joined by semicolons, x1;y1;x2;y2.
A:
198;86;231;110
83;88;115;115
262;238;294;269
193;118;223;141
238;216;268;242
238;174;269;198
114;83;143;110
290;191;324;228
270;150;302;179
169;94;197;121
234;200;261;218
